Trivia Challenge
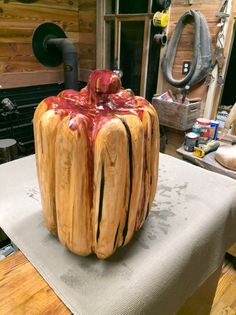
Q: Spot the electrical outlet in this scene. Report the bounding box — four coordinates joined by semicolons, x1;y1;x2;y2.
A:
182;61;191;75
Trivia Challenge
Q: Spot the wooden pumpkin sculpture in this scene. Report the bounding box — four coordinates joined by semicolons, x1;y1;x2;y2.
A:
34;70;159;259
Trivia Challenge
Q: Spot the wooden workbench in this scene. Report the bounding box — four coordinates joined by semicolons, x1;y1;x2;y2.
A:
176;143;236;180
177;143;236;259
0;251;71;315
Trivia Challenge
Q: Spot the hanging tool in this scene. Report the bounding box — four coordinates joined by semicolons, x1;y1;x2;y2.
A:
153;10;169;28
162;10;212;88
153;1;171;47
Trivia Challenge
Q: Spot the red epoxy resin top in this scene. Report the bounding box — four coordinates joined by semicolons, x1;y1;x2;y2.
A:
40;69;155;211
43;69;151;141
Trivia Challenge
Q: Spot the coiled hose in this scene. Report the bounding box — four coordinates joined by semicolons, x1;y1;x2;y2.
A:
161;10;212;88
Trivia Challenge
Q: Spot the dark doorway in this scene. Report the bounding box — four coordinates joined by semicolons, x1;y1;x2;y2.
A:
221;22;236;106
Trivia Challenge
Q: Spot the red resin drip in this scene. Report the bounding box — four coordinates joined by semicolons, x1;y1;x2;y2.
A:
43;69;153;161
45;70;151;140
44;70;153;207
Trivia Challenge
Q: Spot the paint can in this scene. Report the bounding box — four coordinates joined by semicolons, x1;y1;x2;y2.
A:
184;132;199;152
197;118;211;141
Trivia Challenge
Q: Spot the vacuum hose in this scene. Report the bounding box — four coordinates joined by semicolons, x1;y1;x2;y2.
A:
161;10;212;88
32;23;79;90
47;38;78;90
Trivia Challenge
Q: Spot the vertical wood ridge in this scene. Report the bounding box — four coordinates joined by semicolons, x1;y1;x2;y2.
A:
119;119;133;246
113;223;120;249
96;163;105;242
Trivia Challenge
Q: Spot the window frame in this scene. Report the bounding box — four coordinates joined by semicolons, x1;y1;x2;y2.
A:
96;0;154;97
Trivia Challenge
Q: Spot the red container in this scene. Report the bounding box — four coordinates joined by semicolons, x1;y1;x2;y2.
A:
197;118;211;141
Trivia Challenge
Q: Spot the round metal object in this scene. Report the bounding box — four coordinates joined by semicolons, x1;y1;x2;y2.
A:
0;139;18;164
32;22;67;67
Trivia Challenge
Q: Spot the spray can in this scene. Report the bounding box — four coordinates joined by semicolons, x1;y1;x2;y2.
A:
209;120;219;140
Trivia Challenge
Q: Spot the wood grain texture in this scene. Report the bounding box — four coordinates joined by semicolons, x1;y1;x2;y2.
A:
78;0;96;75
136;105;159;229
34;108;62;235
210;260;236;314
55;115;92;256
33;73;160;259
118;115;144;246
0;0;80;88
1;251;235;314
0;251;71;315
93;118;129;258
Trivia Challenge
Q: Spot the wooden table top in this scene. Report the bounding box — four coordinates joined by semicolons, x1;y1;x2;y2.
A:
0;251;72;315
176;143;236;180
1;248;235;315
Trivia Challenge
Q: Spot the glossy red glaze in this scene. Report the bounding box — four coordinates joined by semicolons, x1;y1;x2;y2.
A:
43;70;153;140
40;69;155;219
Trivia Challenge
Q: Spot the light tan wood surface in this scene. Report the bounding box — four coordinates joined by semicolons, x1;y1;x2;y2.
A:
0;251;71;315
0;0;96;87
1;250;236;315
33;73;160;259
210;260;236;314
78;0;96;77
0;0;81;88
176;143;236;180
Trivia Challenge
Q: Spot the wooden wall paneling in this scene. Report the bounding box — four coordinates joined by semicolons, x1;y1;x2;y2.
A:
96;0;105;69
78;0;96;81
0;0;82;88
79;11;96;33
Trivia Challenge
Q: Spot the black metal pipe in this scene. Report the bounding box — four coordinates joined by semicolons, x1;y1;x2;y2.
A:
47;38;78;90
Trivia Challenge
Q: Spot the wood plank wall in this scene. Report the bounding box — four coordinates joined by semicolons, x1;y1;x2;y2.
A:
161;0;222;112
78;0;96;80
0;0;82;89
